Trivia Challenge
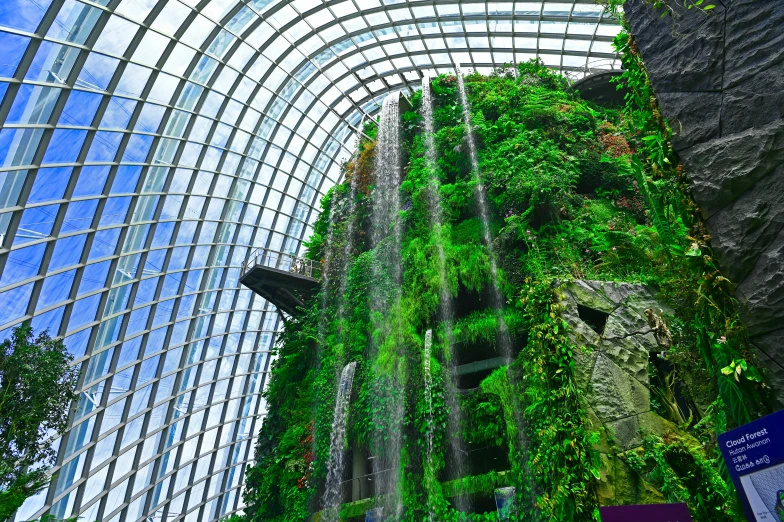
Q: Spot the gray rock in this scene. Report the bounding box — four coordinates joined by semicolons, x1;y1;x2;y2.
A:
735;230;784;336
722;69;784;136
584;280;626;305
680;120;784;218
573;348;597;391
614;283;658;307
625;0;724;93
565;281;670;384
590;354;650;423
606;416;642;452
600;337;650;384
707;164;784;285
723;0;784;89
563;309;603;348
604;303;650;338
625;292;673;322
565;280;616;313
749;330;784;409
637;411;690;445
658;92;722;151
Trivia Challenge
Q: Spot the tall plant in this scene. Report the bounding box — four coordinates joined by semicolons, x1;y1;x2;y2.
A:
0;324;79;521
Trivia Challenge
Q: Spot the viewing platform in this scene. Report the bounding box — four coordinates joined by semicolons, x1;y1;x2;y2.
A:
571;69;626;107
240;248;321;316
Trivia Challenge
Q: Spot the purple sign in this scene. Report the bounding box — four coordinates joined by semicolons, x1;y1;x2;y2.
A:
718;408;784;521
600;503;692;522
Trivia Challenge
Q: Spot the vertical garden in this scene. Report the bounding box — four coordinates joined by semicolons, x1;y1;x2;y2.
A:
240;52;772;522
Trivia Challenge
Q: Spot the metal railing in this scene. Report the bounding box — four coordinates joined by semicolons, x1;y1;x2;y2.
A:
242;248;322;280
563;58;621;84
338;468;396;504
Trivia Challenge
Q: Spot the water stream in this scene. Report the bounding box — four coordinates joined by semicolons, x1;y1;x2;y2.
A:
455;69;514;361
322;361;358;521
336;163;360;333
456;69;538;520
423;329;435;521
422;76;471;512
369;93;405;518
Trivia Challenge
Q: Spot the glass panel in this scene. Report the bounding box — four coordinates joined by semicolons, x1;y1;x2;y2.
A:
0;31;28;78
0;0;54;32
47;0;102;45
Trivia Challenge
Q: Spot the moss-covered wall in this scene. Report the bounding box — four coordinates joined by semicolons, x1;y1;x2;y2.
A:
239;57;770;522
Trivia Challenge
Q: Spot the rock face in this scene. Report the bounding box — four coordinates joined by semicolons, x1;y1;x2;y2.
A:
561;281;688;506
626;0;784;405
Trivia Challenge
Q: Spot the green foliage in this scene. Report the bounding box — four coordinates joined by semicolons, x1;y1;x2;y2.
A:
605;9;767;519
0;470;49;521
243;54;766;522
460;391;506;448
0;324;79;520
219;515;246;522
625;434;738;520
610;20;768;431
511;281;602;521
243;307;319;522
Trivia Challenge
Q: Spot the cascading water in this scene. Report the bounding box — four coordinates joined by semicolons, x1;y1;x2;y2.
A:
317;189;348;347
323;361;358;521
456;69;539;519
314;200;340;463
422;76;471;512
371;94;403;260
423;329;435;521
456;69;514;360
369;93;405;518
337;166;360;331
422;76;452;317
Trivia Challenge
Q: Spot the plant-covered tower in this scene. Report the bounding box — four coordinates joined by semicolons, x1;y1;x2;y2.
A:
242;61;771;522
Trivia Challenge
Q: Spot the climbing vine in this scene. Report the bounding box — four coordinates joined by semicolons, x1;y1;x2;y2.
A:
513;280;602;521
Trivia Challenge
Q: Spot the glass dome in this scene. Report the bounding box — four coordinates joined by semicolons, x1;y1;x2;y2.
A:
0;0;620;520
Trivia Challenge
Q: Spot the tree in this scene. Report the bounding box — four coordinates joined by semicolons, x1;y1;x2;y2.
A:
0;324;79;520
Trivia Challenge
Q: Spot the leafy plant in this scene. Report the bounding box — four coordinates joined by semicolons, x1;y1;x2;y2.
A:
0;324;79;521
625;434;738;520
242;55;764;522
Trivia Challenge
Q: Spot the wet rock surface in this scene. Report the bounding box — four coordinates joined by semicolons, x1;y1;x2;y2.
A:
561;280;690;505
626;0;784;402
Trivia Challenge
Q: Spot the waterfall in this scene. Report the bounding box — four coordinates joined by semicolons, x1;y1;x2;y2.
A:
311;188;345;464
323;361;358;521
318;194;341;342
369;93;405;517
371;94;403;265
336;165;360;331
422;76;452;316
423;329;435;521
422;76;471;512
455;69;514;361
318;161;359;465
456;69;539;520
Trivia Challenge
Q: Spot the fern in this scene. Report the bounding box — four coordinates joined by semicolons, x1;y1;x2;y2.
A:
631;155;675;250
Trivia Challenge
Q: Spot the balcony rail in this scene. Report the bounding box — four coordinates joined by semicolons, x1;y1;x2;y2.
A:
563;58;620;83
338;468;396;504
242;248;321;280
